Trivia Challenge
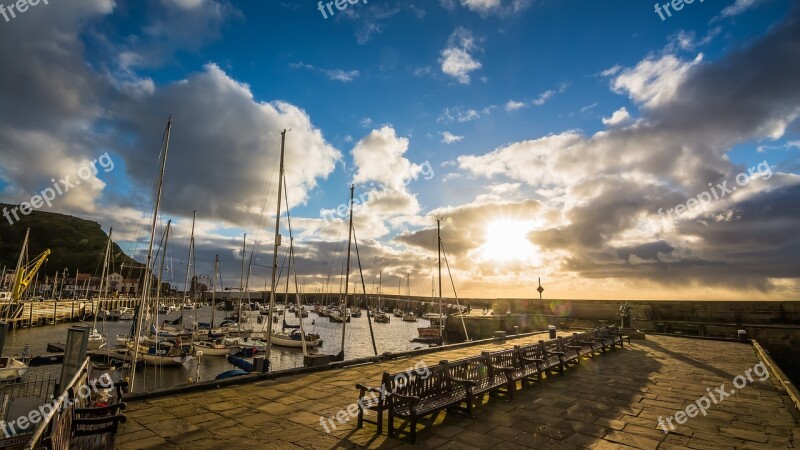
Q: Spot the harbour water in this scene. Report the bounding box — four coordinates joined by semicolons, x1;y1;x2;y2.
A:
2;306;434;392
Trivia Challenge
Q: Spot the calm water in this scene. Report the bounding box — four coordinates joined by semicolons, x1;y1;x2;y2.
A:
2;306;432;392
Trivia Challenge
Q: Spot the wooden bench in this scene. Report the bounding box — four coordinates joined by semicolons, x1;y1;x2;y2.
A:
482;348;526;400
603;326;631;347
564;332;598;359
440;355;507;416
43;385;128;450
355;381;389;434
554;336;582;368
386;362;468;443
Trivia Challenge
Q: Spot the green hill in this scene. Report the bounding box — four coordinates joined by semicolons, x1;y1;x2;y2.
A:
0;204;139;278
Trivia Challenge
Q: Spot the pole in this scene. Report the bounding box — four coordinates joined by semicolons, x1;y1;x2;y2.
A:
182;211;196;326
130;116;172;393
265;130;287;361
339;185;355;358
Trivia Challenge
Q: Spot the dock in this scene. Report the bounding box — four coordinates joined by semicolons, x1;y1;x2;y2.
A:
1;298;139;328
115;333;800;449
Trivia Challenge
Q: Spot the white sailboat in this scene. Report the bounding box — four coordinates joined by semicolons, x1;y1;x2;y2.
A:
128;119;189;385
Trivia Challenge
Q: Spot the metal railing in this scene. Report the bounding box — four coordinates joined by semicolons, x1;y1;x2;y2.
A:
22;358;90;450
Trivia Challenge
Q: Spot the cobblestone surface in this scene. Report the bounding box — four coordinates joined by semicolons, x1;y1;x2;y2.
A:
117;334;800;449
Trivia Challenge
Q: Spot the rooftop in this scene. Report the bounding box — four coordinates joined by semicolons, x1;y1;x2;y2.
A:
117;334;800;449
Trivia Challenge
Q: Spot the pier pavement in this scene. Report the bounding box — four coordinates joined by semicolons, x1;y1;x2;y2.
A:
116;333;800;449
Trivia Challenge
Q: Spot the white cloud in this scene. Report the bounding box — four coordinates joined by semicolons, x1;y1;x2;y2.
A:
581;103;598;113
611;53;703;109
532;90;555;106
532;84;566;106
439;28;482;84
721;0;765;17
437;106;484;123
290;62;360;82
442;0;533;17
602;107;631;126
441;131;464;144
505;100;526;111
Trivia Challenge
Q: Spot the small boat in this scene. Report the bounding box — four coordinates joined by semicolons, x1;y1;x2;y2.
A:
193;339;239;356
215;369;248;380
271;330;322;348
118;307;135;320
0;356;29;381
349;307;362;318
329;310;350;323
87;329;107;350
375;312;391;323
422;312;446;320
393;309;403;317
127;341;187;366
403;312;417;322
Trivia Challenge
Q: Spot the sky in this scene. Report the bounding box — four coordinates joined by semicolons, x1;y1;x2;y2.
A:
1;0;799;300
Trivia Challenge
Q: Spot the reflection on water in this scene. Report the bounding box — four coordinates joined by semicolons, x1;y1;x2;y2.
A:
3;306;431;392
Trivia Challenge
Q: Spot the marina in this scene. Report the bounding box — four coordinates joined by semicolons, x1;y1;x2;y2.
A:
1;1;800;449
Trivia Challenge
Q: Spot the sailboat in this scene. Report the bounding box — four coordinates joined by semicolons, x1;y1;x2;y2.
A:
402;273;417;322
375;273;390;323
128;220;189;366
128;119;189;382
88;228;114;351
268;196;322;349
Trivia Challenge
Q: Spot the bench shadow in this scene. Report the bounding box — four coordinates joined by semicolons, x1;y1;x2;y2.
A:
338;340;666;448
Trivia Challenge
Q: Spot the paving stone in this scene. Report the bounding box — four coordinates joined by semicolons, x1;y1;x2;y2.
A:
116;334;799;449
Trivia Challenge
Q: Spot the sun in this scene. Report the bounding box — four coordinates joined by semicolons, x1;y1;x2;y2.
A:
478;220;539;263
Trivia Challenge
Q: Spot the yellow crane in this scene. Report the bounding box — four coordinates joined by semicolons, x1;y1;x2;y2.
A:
12;249;51;301
9;228;51;301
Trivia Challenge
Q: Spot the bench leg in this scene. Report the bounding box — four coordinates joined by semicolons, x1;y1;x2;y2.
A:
388;410;394;437
357;405;364;429
410;416;417;444
377;407;383;434
467;393;474;417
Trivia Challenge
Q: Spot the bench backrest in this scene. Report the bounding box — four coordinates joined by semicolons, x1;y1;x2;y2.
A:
516;342;544;362
482;348;518;372
383;362;448;401
441;355;492;384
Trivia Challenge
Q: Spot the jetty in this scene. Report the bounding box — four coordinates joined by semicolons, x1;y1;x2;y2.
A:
115;331;800;449
0;298;139;328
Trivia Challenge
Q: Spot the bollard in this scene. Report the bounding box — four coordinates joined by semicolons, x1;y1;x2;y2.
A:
514;326;519;335
737;329;748;343
548;325;556;339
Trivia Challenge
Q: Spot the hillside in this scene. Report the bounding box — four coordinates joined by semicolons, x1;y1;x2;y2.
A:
0;204;139;278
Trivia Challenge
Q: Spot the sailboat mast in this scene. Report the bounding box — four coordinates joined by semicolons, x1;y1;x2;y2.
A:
94;228;112;331
182;211;196;323
130;116;172;393
211;255;219;326
265;130;287;361
339;184;355;357
437;219;443;341
239;233;246;321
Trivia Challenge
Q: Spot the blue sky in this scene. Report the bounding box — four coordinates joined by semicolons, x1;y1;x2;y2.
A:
1;0;799;299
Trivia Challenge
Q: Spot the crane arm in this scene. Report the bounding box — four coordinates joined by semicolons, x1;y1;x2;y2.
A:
12;249;51;300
